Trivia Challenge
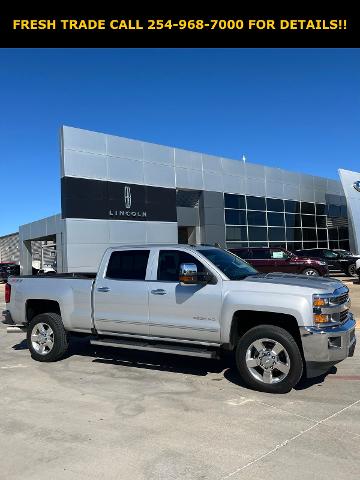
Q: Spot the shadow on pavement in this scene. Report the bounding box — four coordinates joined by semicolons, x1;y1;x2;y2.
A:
10;335;337;390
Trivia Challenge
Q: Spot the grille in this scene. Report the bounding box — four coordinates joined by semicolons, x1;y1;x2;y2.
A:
339;311;348;323
330;293;348;305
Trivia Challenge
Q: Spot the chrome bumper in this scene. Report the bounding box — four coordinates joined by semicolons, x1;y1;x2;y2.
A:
300;314;356;378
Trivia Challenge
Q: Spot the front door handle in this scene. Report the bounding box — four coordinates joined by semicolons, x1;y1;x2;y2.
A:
97;287;110;293
151;289;167;295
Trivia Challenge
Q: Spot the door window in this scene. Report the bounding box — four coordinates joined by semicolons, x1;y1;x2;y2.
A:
157;250;206;282
270;249;288;259
106;250;150;280
251;249;271;259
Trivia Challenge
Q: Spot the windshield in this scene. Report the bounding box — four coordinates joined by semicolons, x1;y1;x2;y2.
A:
199;248;258;280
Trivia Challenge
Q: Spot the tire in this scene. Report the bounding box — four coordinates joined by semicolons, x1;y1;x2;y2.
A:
27;312;69;362
236;325;303;394
347;264;357;277
301;268;320;276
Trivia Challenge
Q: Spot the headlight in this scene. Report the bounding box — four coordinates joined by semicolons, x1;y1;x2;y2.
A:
318;261;327;266
313;293;341;327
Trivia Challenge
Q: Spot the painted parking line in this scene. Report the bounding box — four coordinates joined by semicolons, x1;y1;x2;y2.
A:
1;365;28;370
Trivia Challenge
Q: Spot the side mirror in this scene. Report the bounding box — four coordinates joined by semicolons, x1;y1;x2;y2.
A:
179;263;199;285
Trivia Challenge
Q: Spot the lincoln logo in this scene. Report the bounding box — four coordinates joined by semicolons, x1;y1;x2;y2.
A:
109;185;146;218
124;185;132;208
353;181;360;193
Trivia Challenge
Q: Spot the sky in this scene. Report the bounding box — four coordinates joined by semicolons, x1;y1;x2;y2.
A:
0;48;359;236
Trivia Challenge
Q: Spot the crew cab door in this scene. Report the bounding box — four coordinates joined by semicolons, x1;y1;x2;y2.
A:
93;249;151;335
148;249;222;342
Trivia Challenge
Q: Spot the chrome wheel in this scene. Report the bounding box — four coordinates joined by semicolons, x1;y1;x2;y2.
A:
348;264;357;277
30;322;54;355
303;268;319;276
245;338;290;384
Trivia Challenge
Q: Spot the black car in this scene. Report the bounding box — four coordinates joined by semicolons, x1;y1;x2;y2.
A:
295;248;358;277
0;263;20;283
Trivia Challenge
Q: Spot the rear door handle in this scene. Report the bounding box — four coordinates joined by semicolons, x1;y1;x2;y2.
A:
97;287;110;293
151;289;167;295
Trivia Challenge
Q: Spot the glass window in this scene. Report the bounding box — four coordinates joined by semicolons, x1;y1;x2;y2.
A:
225;209;247;225
301;215;316;228
340;205;347;217
329;240;339;249
226;226;248;241
286;242;302;251
267;212;285;226
268;227;286;242
328;228;339;240
285;213;301;227
226;242;249;250
339;240;350;250
316;203;327;215
302;229;317;241
323;249;339;259
248;227;267;241
246;196;266;211
316;216;327;228
301;202;315;215
303;242;317;249
270;248;289;259
199;248;257;280
251;249;271;259
338;227;349;240
328;204;341;217
157;250;206;282
317;229;328;241
269;242;287;249
249;242;268;247
224;193;245;209
266;198;284;212
106;250;150;280
286;228;302;241
230;248;250;258
285;200;300;213
247;210;266;225
317;241;328;248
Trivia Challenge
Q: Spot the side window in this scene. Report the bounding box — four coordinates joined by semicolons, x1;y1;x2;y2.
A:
106;250;150;280
270;249;287;259
157;250;206;282
252;249;271;259
323;250;338;259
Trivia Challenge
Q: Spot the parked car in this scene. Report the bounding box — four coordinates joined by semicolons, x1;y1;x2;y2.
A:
356;259;360;280
0;263;20;283
5;244;355;393
295;248;358;277
229;247;328;276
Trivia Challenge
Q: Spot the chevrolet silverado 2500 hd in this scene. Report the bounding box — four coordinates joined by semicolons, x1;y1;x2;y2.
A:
5;245;356;393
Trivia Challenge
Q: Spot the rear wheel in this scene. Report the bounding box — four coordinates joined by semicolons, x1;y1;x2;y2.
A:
236;325;303;393
347;264;357;277
27;313;69;362
302;268;319;276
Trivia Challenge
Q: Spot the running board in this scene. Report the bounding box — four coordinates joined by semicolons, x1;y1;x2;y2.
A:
90;337;219;359
7;325;27;333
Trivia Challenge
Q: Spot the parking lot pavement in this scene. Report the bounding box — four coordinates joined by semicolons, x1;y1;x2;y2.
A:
1;282;360;480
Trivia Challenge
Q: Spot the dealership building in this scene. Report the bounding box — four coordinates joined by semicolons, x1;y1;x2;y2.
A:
7;126;360;274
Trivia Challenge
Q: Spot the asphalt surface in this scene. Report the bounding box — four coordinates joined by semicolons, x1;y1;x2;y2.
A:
1;280;360;480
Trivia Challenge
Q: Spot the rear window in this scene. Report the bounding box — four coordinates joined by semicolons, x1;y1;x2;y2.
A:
106;250;150;280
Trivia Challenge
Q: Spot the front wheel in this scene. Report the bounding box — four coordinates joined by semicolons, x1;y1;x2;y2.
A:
347;264;357;277
302;268;319;276
27;312;69;362
236;325;303;393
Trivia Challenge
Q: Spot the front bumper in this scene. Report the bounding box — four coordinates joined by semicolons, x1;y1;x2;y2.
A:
300;313;356;378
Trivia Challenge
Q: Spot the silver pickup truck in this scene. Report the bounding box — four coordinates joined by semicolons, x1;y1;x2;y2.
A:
5;244;356;393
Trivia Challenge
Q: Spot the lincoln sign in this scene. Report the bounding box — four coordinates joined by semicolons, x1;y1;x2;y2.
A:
61;177;177;222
